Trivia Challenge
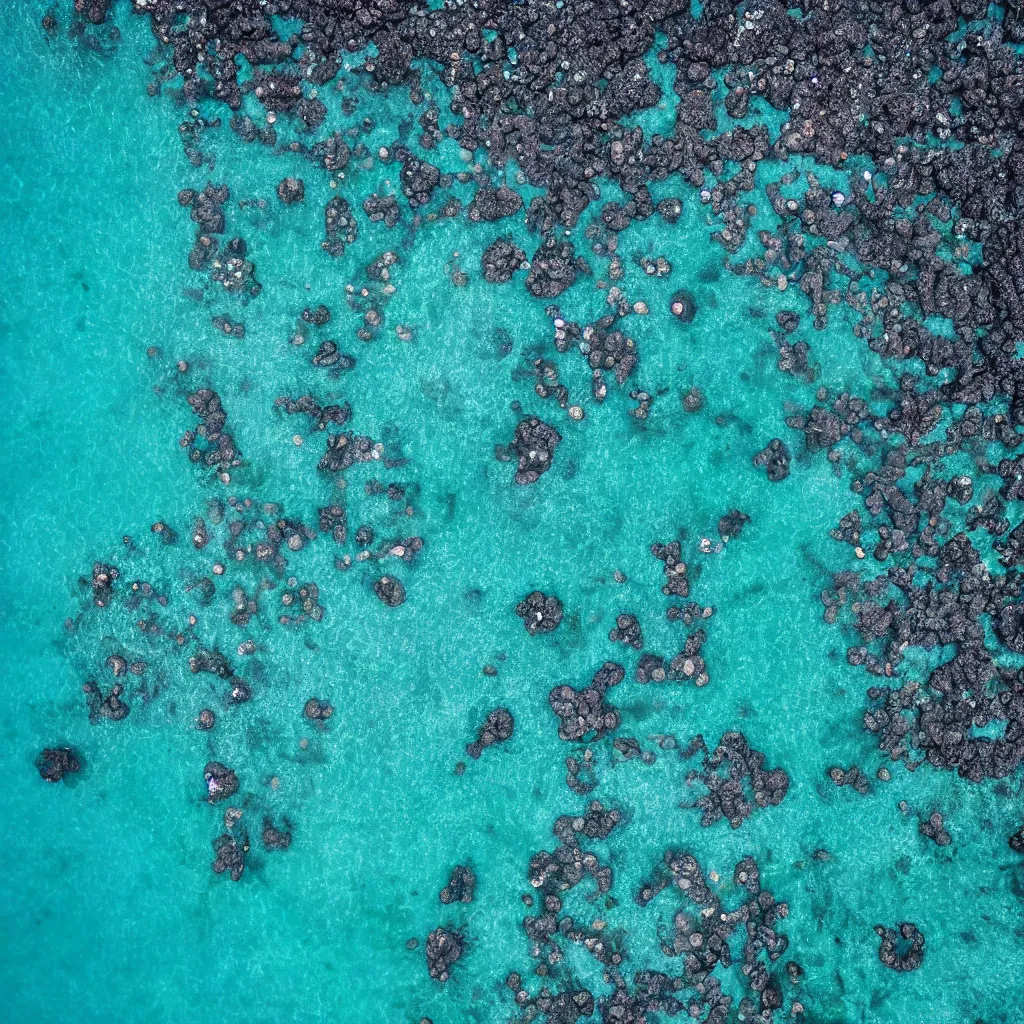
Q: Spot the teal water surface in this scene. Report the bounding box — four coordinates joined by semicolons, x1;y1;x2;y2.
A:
1;5;1022;1024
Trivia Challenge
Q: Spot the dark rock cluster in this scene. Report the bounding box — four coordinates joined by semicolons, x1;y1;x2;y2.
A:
303;697;333;722
183;389;242;478
318;432;378;475
276;394;350;432
651;541;689;601
212;831;248;882
373;575;406;608
82;679;129;723
439;866;476;905
88;562;118;608
875;923;925;973
608;612;643;650
203;761;238;804
323;196;358;257
262;818;292;852
527;802;619;909
190;648;251;705
548;662;624;742
827;765;871;795
278;580;324;625
685;733;790;829
178;183;258;295
466;708;515;760
860;649;1024;781
498;417;562;485
515;591;563;636
525;238;587;299
425;927;463;983
66;394;425;886
718;510;749;542
468;185;522;223
36;747;81;783
640;852;790;1016
518;811;789;1024
1010;826;1024;854
276;176;304;204
635;630;709;687
919;811;952;847
753;439;791;483
104;0;1024;377
362;193;401;228
481;237;527;284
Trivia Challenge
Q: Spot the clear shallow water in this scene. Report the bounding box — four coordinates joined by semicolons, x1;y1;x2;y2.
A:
0;5;1022;1023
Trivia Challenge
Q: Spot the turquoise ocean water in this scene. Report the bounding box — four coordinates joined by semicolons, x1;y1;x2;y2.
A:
0;4;1022;1023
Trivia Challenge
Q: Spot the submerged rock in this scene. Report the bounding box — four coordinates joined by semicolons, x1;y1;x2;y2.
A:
212;830;249;882
608;612;643;649
262;818;292;851
875;923;925;972
1010;827;1024;854
481;237;527;284
82;680;129;723
499;417;562;485
303;697;334;721
688;732;790;828
36;747;81;783
466;708;515;759
670;290;697;322
919;811;951;847
515;591;563;635
374;575;406;607
753;439;791;482
276;177;304;204
425;927;463;983
549;663;623;742
204;762;239;804
439;865;476;904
